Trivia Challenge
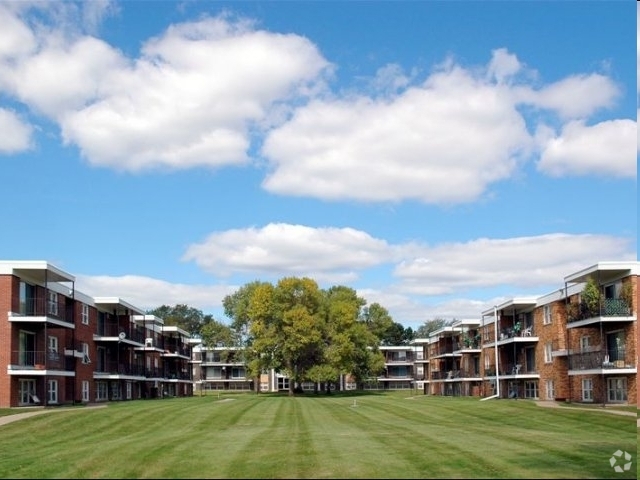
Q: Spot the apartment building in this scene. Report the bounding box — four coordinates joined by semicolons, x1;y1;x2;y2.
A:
418;261;638;405
375;345;421;390
0;260;193;408
414;319;483;396
191;344;253;393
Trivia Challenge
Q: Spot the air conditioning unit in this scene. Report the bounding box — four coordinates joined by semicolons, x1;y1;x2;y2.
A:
145;338;154;347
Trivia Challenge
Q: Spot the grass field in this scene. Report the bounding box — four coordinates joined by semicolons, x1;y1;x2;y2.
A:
0;391;636;479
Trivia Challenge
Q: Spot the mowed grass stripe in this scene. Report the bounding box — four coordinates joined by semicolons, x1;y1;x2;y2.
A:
223;396;321;478
0;393;635;479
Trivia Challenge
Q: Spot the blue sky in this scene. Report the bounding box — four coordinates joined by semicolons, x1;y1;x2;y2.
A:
0;1;636;328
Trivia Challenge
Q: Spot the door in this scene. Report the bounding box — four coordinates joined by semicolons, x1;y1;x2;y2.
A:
19;330;36;366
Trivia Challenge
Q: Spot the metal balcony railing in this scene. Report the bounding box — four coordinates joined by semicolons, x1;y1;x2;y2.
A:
568;299;631;323
11;350;75;371
15;297;73;323
568;348;635;370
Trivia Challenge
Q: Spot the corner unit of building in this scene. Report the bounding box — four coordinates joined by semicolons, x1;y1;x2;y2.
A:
0;260;193;408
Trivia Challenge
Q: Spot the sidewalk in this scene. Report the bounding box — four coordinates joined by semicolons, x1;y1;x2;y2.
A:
0;404;107;427
535;400;638;426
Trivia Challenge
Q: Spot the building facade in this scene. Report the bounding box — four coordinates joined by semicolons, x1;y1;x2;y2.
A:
416;261;638;406
3;259;636;407
0;261;193;408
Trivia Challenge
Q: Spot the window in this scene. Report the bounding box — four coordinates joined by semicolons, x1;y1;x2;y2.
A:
582;378;593;402
544;342;553;363
19;330;36;366
607;377;627;403
542;305;551;325
19;379;36;405
47;291;58;316
606;331;625;362
19;281;36;315
82;343;90;364
110;381;120;400
96;382;108;401
81;304;89;325
48;336;58;353
580;336;591;352
48;336;59;361
545;380;555;400
47;380;58;404
524;381;538;399
82;381;90;402
126;382;132;400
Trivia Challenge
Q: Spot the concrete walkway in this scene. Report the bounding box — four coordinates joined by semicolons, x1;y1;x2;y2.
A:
0;404;107;427
535;400;638;426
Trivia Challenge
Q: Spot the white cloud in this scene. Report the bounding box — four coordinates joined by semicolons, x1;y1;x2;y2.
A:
393;233;635;295
486;47;522;83
0;7;631;197
61;17;330;172
520;73;620;120
0;8;331;172
79;227;633;324
7;37;125;118
75;273;236;315
0;108;32;153
182;223;393;284
536;119;636;178
262;59;532;204
180;223;635;322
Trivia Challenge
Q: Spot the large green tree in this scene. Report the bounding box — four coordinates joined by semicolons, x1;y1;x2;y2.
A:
222;278;388;395
147;304;213;337
320;286;384;389
414;318;454;338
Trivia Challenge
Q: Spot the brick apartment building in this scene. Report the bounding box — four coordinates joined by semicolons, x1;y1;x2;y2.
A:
0;260;193;408
2;259;636;408
416;261;638;406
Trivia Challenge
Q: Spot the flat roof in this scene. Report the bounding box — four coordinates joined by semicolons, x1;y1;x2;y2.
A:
0;260;75;283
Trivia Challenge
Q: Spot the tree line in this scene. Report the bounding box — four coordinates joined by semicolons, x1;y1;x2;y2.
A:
148;277;454;395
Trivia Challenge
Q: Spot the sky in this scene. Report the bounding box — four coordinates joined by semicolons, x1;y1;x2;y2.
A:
0;1;636;329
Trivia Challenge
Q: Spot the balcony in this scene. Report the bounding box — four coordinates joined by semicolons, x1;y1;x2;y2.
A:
567;299;632;325
9;297;74;325
568;348;635;372
8;350;75;372
94;361;146;377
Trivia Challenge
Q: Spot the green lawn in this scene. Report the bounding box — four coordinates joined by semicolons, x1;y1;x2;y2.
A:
0;391;636;479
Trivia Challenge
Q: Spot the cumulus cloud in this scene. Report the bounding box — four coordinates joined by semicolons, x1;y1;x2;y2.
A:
75;273;237;314
181;223;634;313
0;6;331;172
182;223;393;283
262;48;628;204
520;73;620;120
262;58;532;204
0;108;32;153
0;6;632;197
393;233;635;295
536;119;636;178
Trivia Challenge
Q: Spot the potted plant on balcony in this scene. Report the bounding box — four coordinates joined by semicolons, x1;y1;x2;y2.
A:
620;282;633;315
513;322;521;336
582;277;602;318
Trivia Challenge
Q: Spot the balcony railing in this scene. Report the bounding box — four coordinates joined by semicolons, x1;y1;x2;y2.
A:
95;361;146;376
568;348;635;370
568;299;631;323
14;297;73;323
10;350;74;371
